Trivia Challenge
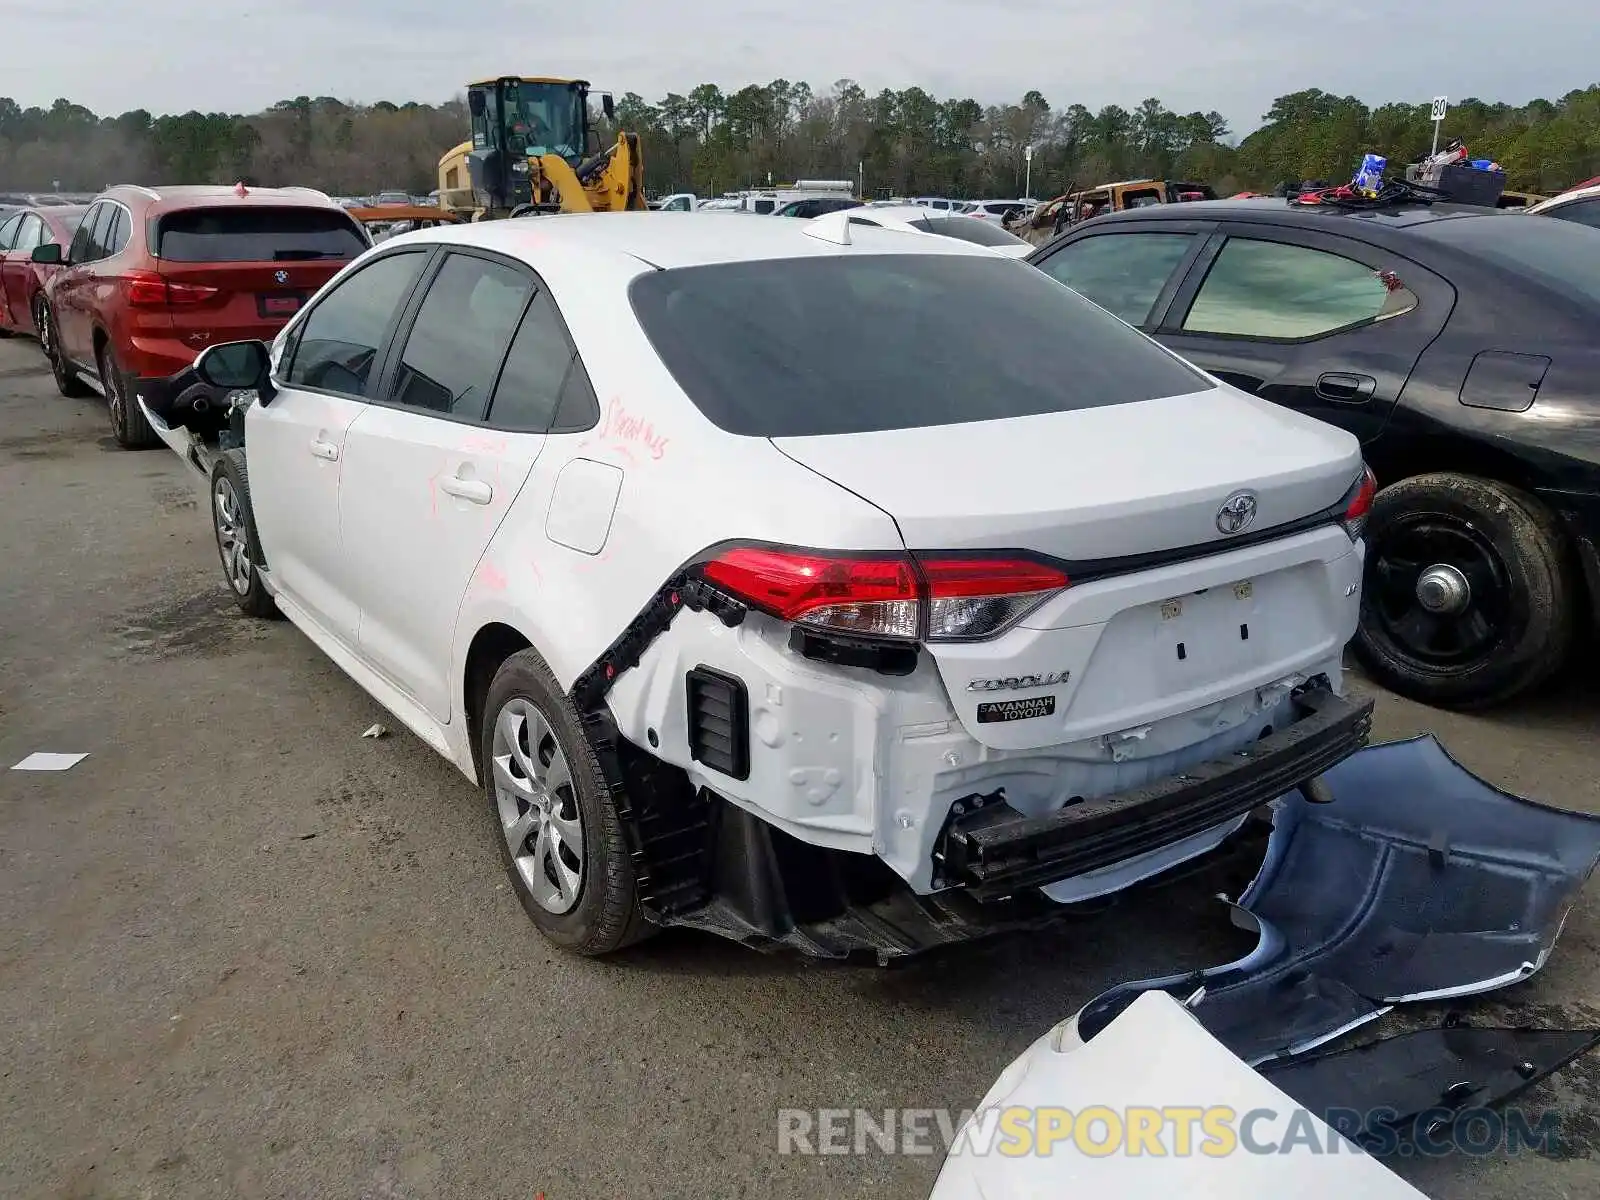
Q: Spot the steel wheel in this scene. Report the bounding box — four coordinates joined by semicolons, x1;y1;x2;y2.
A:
212;475;255;596
1366;513;1510;670
490;697;584;915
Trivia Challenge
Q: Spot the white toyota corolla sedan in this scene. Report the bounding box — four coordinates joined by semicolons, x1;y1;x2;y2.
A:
140;211;1375;961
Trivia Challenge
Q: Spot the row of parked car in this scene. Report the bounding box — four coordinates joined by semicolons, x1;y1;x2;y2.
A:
1;178;1597;716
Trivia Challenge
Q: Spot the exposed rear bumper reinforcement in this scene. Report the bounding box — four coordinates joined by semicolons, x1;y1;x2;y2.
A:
935;682;1374;900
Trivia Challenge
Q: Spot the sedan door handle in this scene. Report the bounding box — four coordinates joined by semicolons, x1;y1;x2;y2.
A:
1316;372;1377;403
439;475;493;505
309;438;340;461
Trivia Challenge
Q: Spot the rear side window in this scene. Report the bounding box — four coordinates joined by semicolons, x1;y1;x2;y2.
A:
157;206;367;263
488;289;580;431
0;214;21;250
1037;232;1197;325
105;207;130;256
284;250;428;396
629;253;1212;438
917;217;1028;249
1182;238;1416;339
387;253;533;419
1413;213;1600;307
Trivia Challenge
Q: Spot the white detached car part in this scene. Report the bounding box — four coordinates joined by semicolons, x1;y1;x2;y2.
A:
140;210;1375;959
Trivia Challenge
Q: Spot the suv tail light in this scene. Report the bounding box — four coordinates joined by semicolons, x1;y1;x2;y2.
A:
123;271;219;307
1339;465;1377;541
700;546;1068;643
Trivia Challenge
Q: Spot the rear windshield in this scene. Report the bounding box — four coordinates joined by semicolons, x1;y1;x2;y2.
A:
1410;213;1600;306
916;216;1028;248
629;253;1213;437
156;207;368;263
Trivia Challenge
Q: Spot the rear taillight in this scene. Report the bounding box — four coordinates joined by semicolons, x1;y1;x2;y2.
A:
123;271;219;307
1339;465;1377;541
699;546;1068;642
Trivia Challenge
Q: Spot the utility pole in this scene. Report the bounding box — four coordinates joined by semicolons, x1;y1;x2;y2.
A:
858;160;864;198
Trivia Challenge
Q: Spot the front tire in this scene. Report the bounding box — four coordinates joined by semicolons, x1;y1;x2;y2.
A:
1354;472;1575;709
40;303;92;397
481;648;650;956
210;449;278;618
101;342;159;449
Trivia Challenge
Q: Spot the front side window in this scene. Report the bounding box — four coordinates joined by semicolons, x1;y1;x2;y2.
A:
1182;238;1416;339
630;252;1213;438
283;251;428;396
13;215;45;253
1037;232;1196;325
387;253;533;419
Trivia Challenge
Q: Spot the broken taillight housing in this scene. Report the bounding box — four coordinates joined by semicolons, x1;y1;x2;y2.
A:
1339;465;1377;542
700;546;1068;643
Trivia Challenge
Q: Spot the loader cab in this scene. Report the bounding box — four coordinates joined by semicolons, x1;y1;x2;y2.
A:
465;76;615;212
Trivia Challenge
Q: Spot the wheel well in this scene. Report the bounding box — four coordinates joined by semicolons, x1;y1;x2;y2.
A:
1366;433;1542;499
463;623;531;776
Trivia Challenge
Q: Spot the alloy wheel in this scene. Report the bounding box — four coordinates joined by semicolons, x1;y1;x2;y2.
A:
212;476;255;595
490;697;585;915
1366;514;1510;670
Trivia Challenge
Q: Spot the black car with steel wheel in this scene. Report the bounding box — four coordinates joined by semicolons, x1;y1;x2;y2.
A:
1028;198;1600;708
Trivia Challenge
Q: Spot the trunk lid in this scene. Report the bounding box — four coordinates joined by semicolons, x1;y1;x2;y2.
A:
775;388;1366;750
771;387;1362;569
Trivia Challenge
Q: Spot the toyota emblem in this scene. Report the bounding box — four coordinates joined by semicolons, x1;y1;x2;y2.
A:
1216;490;1259;535
274;270;290;285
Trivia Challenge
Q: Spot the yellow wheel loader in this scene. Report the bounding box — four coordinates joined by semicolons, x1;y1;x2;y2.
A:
436;76;646;221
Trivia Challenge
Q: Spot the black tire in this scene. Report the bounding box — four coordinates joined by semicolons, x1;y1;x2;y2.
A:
210;449;279;619
101;342;159;449
481;648;651;956
40;303;92;397
1354;472;1575;709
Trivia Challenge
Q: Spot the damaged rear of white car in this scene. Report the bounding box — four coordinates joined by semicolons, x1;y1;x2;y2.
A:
151;215;1375;960
563;220;1374;959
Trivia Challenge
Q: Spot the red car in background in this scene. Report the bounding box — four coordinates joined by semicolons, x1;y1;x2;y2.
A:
33;184;370;448
0;205;88;340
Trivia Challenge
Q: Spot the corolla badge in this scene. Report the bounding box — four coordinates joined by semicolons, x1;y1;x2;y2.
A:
274;270;290;284
1216;490;1259;535
967;671;1071;693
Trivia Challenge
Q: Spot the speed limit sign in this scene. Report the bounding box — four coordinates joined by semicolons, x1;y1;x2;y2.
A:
1431;96;1449;121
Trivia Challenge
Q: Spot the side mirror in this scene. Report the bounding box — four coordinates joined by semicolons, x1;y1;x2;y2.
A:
601;92;615;121
194;339;272;400
32;243;63;265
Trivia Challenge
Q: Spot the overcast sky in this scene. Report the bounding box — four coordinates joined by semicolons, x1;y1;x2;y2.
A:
5;1;1598;135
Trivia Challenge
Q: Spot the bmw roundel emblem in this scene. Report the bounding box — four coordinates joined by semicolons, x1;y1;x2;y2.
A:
1216;490;1259;535
274;269;290;285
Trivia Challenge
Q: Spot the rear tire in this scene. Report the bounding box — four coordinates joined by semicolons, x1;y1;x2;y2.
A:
210;449;279;619
41;303;92;397
1353;472;1574;709
481;648;652;956
101;342;159;449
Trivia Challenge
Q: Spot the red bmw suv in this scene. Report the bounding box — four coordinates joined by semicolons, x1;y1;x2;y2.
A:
34;184;370;447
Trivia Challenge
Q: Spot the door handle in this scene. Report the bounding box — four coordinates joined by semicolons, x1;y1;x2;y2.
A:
439;474;493;505
309;437;339;461
1316;372;1377;403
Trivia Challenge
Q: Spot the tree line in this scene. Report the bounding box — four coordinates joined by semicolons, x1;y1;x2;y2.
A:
4;80;1599;201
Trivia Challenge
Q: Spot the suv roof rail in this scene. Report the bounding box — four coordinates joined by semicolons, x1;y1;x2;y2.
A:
110;184;161;200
